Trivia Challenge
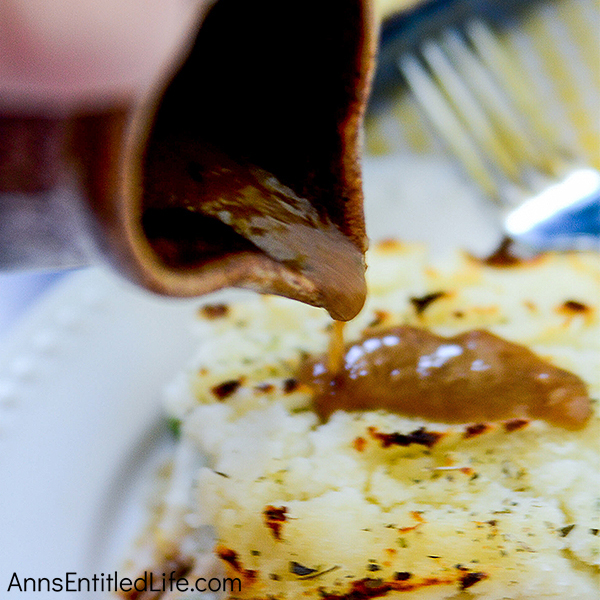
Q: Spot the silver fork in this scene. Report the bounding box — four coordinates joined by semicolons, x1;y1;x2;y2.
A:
395;2;599;251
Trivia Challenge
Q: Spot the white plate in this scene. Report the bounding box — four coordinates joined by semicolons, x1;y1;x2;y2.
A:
0;267;202;596
0;155;497;598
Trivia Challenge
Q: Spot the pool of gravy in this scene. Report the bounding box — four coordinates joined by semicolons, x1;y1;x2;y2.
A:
299;325;592;429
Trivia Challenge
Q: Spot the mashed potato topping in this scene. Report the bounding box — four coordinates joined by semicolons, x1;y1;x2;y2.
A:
159;242;599;599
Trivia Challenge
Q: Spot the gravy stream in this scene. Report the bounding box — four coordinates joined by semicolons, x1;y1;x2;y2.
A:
328;320;347;374
301;325;592;429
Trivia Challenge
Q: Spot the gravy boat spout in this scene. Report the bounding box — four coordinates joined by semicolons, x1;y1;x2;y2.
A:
1;0;377;321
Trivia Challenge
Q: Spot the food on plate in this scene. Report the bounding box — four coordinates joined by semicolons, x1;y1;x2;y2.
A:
125;242;599;599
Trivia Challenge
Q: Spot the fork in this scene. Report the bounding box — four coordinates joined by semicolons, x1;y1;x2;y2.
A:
378;0;600;250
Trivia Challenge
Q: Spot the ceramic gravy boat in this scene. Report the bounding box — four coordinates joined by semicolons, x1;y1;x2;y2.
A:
0;0;377;321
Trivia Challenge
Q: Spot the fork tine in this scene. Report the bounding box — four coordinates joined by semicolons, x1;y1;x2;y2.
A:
524;2;600;166
465;19;567;160
500;4;600;168
398;52;501;200
420;37;523;185
555;0;600;89
442;27;556;176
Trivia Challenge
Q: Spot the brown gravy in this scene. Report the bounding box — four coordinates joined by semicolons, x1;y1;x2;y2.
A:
195;159;367;322
143;140;366;321
328;320;347;373
299;325;592;429
139;0;373;322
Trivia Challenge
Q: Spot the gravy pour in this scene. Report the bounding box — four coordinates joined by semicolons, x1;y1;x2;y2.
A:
134;0;375;321
142;142;367;321
300;325;592;429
